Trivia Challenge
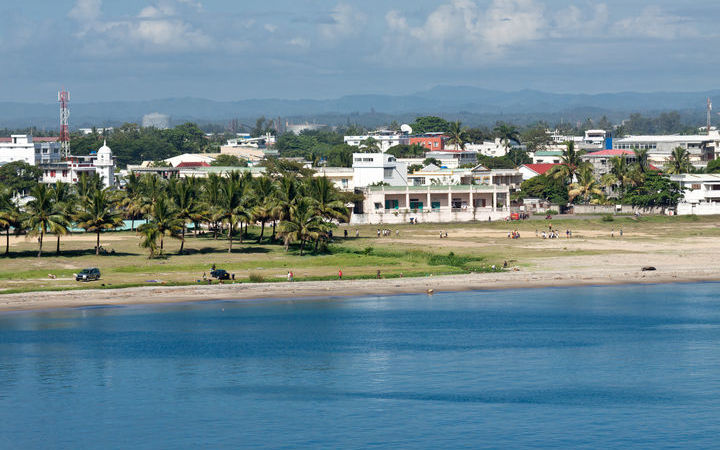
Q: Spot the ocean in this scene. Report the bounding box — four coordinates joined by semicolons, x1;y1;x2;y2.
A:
1;283;720;448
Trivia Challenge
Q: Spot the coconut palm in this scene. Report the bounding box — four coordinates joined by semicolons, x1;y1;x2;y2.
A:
120;174;145;230
270;174;301;240
76;189;124;255
447;121;468;150
203;173;225;239
146;195;183;254
359;137;381;153
250;175;276;243
218;176;249;253
307;176;349;222
665;146;692;174
278;197;324;255
169;178;198;254
137;222;161;258
568;167;603;203
50;181;76;255
549;141;589;184
0;189;20;256
493;123;520;155
633;148;650;174
24;184;68;257
76;172;103;202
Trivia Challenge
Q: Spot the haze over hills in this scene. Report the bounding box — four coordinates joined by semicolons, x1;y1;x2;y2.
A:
1;86;718;130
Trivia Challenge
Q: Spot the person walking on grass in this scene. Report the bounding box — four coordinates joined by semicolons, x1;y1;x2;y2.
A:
338;269;343;280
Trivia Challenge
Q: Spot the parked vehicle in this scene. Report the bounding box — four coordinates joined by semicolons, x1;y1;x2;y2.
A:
210;269;230;280
76;268;101;282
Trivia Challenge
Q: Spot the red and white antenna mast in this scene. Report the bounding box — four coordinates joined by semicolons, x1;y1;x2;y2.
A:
58;89;70;158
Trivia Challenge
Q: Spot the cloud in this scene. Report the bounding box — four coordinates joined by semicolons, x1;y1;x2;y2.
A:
614;6;697;40
288;37;310;49
68;0;212;53
319;4;366;40
264;24;278;33
383;0;545;63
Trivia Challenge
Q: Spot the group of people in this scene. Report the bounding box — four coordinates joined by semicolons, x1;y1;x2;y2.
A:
507;230;521;239
343;229;360;238
439;230;449;238
377;228;399;237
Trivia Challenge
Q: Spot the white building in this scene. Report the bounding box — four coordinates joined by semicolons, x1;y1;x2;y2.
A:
142;113;170;129
464;139;510;157
613;132;720;166
425;150;478;168
671;174;720;215
584;129;607;146
352;153;407;187
0;135;62;166
164;153;215;168
78;127;113;135
314;167;354;191
344;130;410;152
40;141;115;188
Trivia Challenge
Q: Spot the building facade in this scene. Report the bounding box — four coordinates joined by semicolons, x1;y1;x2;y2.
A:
0;135;61;166
352;153;407;187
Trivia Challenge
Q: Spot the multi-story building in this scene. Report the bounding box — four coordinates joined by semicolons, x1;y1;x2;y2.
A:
352;153;407;187
613;132;720;165
344;130;410;152
408;133;447;151
0;135;62;166
671;174;720;215
424;150;478;168
40;141;115;188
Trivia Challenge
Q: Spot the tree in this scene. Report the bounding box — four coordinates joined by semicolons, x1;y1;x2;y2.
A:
493;123;520;157
211;154;248;167
50;181;76;255
137;222;161;258
410;116;449;134
278;197;323;255
218;175;249;253
549;141;588;184
624;172;683;208
706;158;720;173
24;184;67;257
633;148;650;174
0;161;42;196
423;158;441;167
408;164;424;173
359;137;381;153
76;189;124;255
249;176;276;243
447;121;468;150
146;195;183;255
169;179;199;254
387;144;425;158
0;189;20;256
665;146;692;174
517;174;568;204
521;125;551;152
568;167;603;204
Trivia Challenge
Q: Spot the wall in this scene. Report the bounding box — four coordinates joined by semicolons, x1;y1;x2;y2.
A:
677;203;720;215
571;205;666;215
350;207;510;225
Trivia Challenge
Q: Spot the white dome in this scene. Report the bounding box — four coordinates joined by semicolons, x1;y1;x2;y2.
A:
97;140;112;156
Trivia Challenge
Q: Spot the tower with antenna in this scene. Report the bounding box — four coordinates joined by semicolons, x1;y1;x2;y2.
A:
58;89;70;158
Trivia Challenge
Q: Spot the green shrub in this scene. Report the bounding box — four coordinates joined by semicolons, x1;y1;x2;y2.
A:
601;214;614;222
545;209;558;215
248;273;265;283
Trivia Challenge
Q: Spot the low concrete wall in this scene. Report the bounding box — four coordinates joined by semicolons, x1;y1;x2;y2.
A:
350;207;510;225
571;205;666;215
677;203;720;216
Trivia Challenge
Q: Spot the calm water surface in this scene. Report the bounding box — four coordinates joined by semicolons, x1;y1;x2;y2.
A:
2;283;720;448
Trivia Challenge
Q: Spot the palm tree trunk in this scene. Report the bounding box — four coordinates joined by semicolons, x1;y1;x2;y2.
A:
131;218;135;231
56;235;61;255
272;220;276;240
314;237;319;252
38;230;44;257
5;227;9;256
180;226;186;254
257;221;265;243
227;222;233;254
96;230;101;256
299;238;305;256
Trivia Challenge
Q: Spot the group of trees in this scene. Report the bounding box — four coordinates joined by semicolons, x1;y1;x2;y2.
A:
0;165;351;258
516;142;684;208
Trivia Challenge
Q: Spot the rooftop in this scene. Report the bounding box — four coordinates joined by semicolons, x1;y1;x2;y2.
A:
520;163;561;175
584;149;635;157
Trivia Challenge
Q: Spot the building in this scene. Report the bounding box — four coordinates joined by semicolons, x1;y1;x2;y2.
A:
424;150;478;168
142;113;170;129
0;135;62;166
532;150;563;164
584;129;608;146
469;166;523;191
581;149;636;176
164;153;215;168
407;165;466;186
409;133;447;151
352;153;407;187
519;163;561;181
285;122;325;134
613;132;720;165
78;127;113;135
344;130;410;152
314;167;354;191
671;174;720;215
464;139;510;157
40;141;115;188
351;184;511;224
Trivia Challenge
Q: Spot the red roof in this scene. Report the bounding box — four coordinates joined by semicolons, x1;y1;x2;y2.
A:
522;163;560;175
176;161;210;168
585;149;635;157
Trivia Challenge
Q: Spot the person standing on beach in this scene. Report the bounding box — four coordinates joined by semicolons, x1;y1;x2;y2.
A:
338;269;343;280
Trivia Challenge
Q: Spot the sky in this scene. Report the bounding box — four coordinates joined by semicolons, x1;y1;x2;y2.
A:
1;0;719;102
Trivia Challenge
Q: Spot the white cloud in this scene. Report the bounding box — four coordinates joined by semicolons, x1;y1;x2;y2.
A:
319;4;366;40
614;6;697;40
68;0;212;52
264;24;278;33
288;37;310;49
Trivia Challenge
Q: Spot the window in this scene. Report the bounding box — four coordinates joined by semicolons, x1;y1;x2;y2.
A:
374;202;383;210
409;199;423;210
691;184;701;190
431;201;441;209
384;199;398;209
384;168;393;178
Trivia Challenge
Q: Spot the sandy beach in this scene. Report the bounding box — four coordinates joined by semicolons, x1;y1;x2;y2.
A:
2;265;719;312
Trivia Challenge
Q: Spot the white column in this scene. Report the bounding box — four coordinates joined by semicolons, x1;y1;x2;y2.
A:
469;187;474;209
447;186;452;209
405;186;410;210
426;186;431;209
492;189;497;212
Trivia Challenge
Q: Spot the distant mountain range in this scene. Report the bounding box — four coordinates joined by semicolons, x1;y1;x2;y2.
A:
1;86;718;129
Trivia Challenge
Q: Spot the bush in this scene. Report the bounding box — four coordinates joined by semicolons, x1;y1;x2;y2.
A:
601;214;614;222
545;209;558;215
363;246;374;255
248;273;265;283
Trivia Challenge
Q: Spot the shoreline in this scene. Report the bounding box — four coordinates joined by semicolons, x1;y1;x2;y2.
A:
2;267;719;313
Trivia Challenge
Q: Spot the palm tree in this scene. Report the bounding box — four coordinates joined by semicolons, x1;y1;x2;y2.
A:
120;174;145;230
270;174;301;241
633;148;650;174
665;146;692;174
76;172;103;202
278;197;323;255
308;176;349;222
146;195;183;254
549;141;589;184
568;167;603;203
447;121;468;150
0;189;20;256
169;178;198;254
203;173;225;239
250;175;276;243
50;181;76;255
24;184;68;257
218;176;248;253
359;137;381;153
76;189;124;255
137;222;161;258
493;123;520;156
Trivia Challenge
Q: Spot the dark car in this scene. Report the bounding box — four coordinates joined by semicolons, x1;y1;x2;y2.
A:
76;268;101;282
210;269;230;280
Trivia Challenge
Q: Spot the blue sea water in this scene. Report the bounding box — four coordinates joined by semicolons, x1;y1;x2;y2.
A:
2;283;720;449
